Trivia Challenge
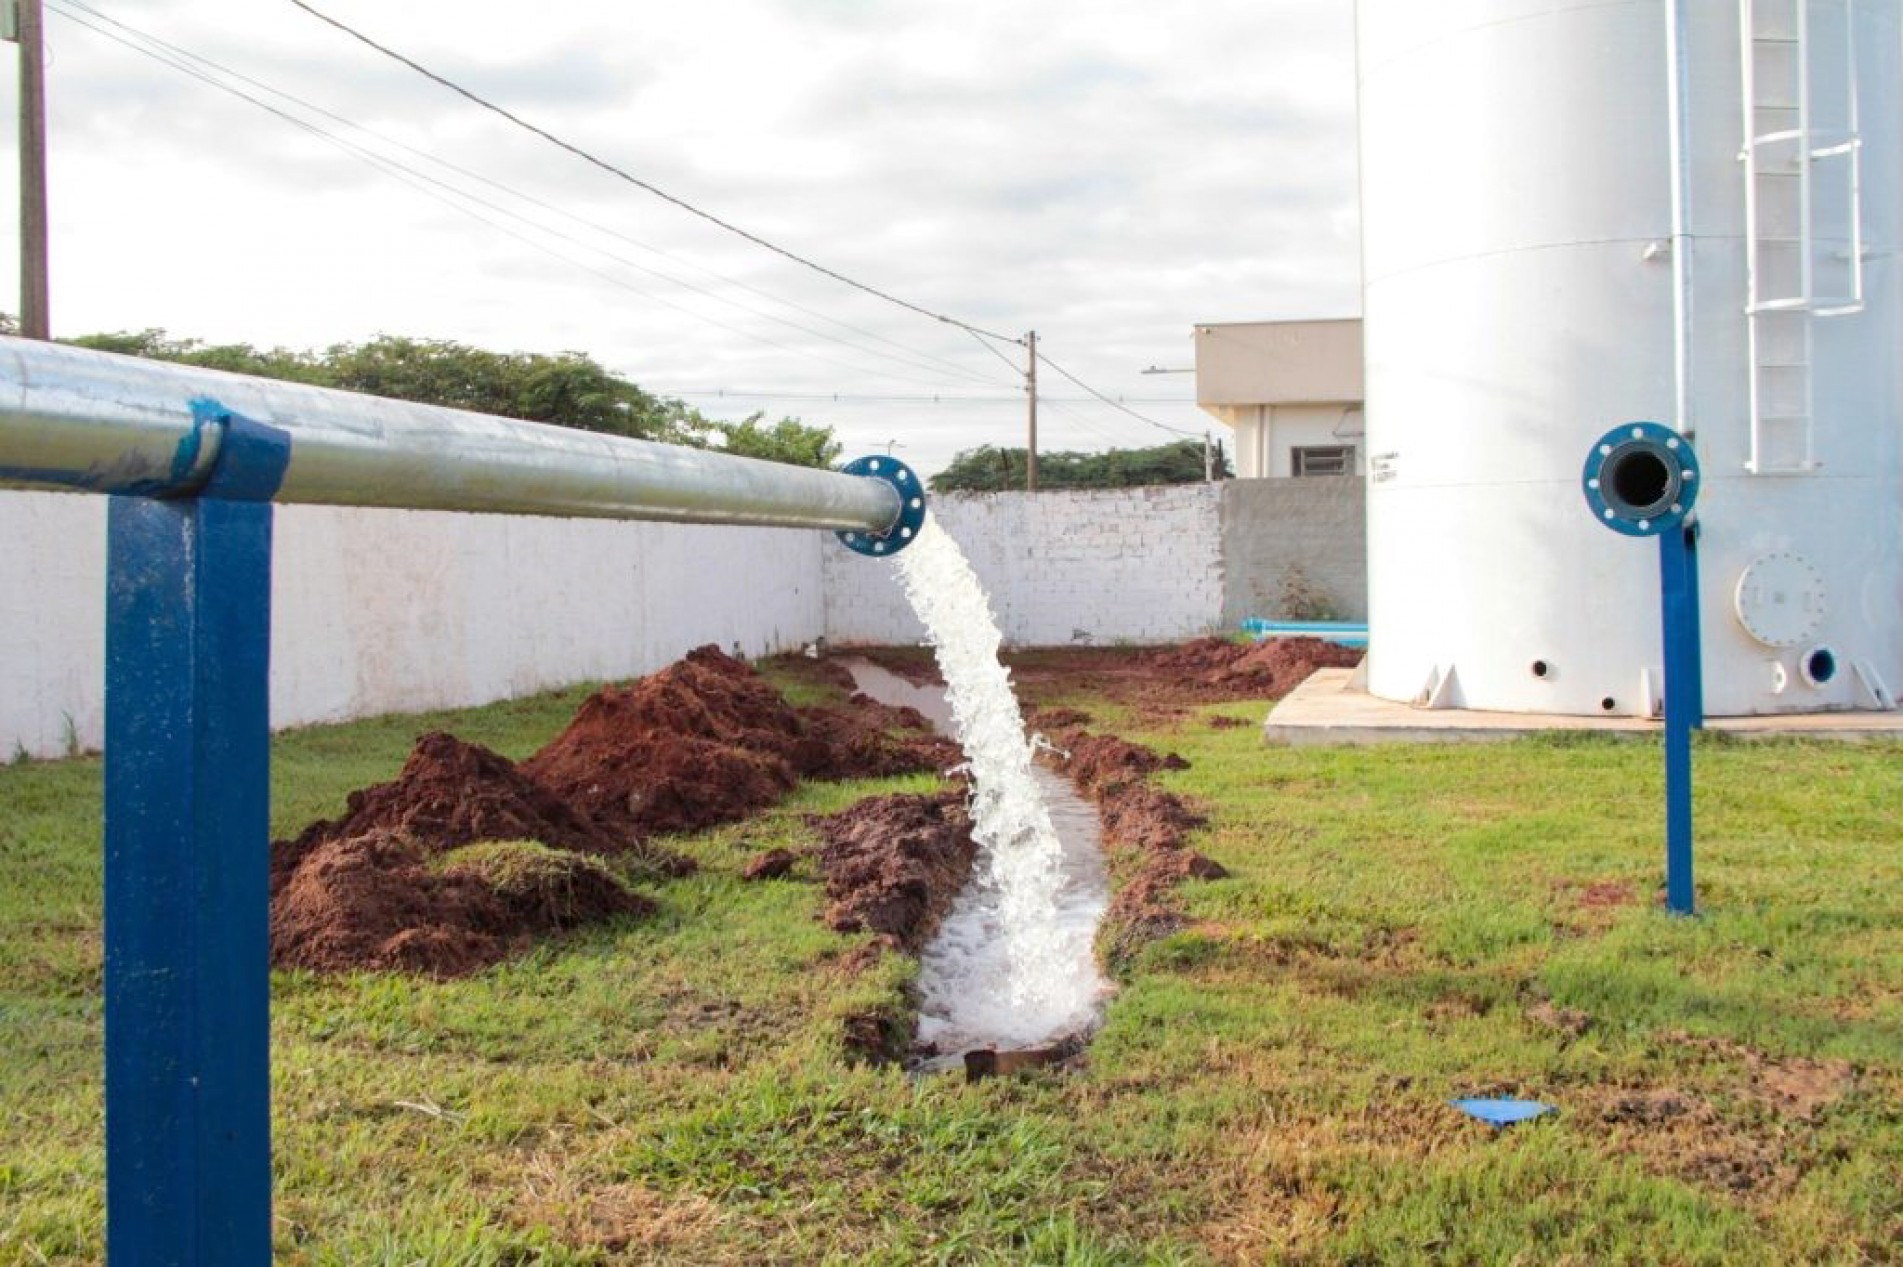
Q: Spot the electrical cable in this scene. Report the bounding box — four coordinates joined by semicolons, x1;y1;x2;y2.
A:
1034;349;1200;437
47;3;1012;393
287;0;1027;349
58;0;1011;391
1043;398;1129;450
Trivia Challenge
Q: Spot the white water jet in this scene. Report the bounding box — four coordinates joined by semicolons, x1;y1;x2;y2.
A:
892;516;1108;1035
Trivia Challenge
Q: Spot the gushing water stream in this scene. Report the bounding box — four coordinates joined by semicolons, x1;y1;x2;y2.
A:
857;515;1112;1056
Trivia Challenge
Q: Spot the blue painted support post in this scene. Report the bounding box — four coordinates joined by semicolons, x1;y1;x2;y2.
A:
1657;518;1702;915
103;409;288;1264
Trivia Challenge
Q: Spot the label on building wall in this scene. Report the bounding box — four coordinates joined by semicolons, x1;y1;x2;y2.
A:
1370;451;1400;484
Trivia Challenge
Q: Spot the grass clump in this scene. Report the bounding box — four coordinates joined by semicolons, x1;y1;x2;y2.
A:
437;839;642;930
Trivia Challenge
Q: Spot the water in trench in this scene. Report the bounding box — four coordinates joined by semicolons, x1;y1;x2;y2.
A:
850;515;1113;1056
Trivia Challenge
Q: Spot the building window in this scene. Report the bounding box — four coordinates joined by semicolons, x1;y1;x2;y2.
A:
1292;445;1355;477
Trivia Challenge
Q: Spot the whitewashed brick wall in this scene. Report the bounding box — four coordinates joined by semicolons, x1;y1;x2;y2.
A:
0;491;827;758
2;477;1367;757
823;484;1228;647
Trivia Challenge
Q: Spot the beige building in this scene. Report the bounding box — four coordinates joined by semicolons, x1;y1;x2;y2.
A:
1194;319;1364;479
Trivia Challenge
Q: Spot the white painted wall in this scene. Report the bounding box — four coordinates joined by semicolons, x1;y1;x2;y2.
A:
2;493;108;758
3;478;1369;757
1;491;827;758
823;485;1227;647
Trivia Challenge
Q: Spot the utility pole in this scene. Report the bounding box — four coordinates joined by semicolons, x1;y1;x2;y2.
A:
14;0;49;339
1024;330;1038;492
1203;431;1214;482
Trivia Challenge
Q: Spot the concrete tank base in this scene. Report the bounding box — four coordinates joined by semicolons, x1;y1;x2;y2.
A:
1264;669;1903;747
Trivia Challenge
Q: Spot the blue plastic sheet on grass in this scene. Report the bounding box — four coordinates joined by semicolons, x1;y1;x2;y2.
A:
1451;1098;1556;1128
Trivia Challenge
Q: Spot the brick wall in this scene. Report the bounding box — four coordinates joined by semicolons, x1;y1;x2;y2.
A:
0;492;827;758
2;477;1368;755
824;479;1366;646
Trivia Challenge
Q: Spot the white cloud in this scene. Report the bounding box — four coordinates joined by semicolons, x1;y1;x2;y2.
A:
4;0;1360;477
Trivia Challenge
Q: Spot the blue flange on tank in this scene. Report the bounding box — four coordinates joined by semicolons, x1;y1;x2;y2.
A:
1581;420;1700;537
1582;420;1704;915
835;454;927;556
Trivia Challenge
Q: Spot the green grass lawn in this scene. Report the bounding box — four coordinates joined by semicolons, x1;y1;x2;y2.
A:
2;672;1900;1264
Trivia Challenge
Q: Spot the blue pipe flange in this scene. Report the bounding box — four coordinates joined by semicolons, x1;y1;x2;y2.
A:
835;454;928;556
1581;420;1701;537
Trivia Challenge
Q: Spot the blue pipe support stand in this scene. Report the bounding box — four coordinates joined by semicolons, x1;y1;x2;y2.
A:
834;454;927;557
105;399;288;1264
1581;421;1704;916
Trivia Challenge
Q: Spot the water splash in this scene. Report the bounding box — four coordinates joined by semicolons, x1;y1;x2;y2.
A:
893;516;1106;1030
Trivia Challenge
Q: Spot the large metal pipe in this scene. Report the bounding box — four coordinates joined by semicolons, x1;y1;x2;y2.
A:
0;336;904;533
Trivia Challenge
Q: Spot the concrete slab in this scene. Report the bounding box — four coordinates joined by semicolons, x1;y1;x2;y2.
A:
1264;669;1903;746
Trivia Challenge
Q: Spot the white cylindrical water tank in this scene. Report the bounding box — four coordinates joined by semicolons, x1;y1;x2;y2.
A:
1357;0;1902;717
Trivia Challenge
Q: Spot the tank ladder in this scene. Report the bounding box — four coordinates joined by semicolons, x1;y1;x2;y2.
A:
1739;0;1864;474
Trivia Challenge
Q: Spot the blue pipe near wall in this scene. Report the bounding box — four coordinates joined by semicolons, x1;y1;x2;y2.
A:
103;408;288;1264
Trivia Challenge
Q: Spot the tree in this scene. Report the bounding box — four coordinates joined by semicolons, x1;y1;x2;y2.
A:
930;438;1229;492
55;328;839;467
66;329;327;384
712;413;841;468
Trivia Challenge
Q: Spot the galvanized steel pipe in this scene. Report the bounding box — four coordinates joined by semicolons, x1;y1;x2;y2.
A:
0;336;904;533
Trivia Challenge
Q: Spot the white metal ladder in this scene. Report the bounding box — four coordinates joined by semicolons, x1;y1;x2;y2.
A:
1740;0;1864;473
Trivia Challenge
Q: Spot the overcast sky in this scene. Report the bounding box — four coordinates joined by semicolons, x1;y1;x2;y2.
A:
2;0;1360;477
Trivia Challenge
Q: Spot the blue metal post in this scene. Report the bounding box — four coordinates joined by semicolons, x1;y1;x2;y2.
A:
104;409;287;1264
1658;518;1701;915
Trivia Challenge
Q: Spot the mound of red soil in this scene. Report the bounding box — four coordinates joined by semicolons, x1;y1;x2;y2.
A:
946;636;1363;722
1143;636;1362;700
1026;707;1094;732
271;647;957;979
797;697;961;781
269;835;652;978
1043;729;1223;966
277;730;652;865
813;791;977;951
1059;732;1191;791
523;646;950;836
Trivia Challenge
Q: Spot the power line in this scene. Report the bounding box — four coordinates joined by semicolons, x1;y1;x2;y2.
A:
56;0;1010;392
63;1;1201;456
964;326;1030;377
49;0;1012;394
1043;398;1128;450
287;0;1027;349
47;3;1014;394
1034;349;1200;437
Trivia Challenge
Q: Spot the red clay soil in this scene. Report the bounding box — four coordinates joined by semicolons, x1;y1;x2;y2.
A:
272;730;683;878
951;635;1364;721
1142;635;1362;700
271;647;953;978
741;847;799;881
812;791;978;952
522;646;950;837
270;834;651;978
1044;728;1224;964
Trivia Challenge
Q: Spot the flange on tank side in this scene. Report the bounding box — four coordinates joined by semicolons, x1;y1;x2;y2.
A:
1355;0;1902;717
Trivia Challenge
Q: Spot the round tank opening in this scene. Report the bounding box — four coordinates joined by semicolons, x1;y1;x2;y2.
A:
1802;647;1837;688
1603;445;1677;519
1599;696;1617;712
1530;659;1551;679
